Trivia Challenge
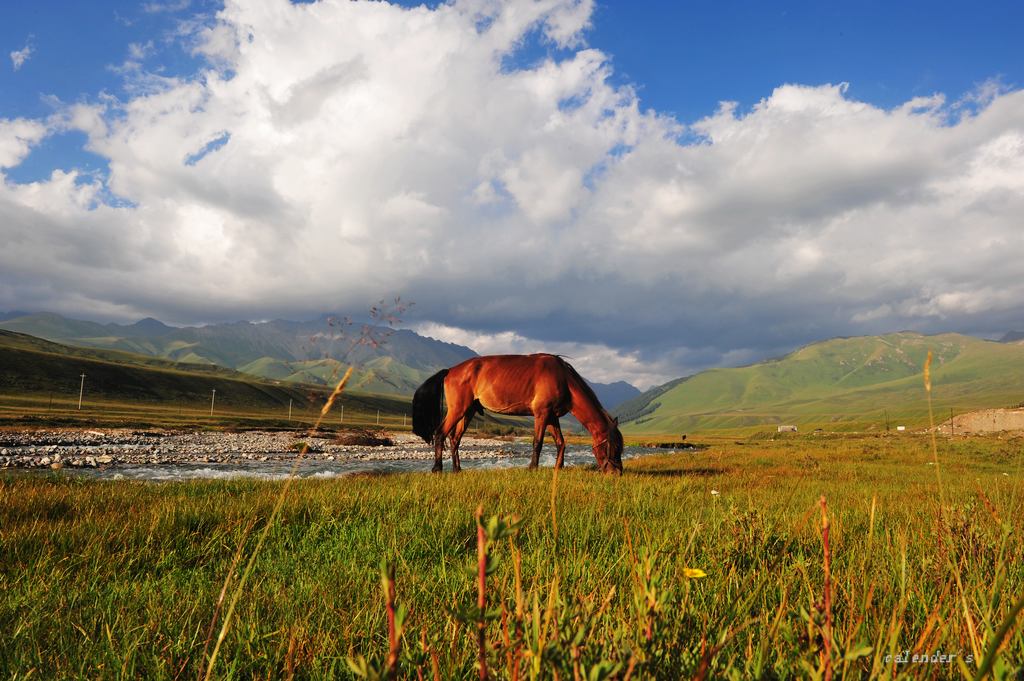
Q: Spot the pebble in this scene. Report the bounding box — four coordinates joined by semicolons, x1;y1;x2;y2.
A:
0;428;516;470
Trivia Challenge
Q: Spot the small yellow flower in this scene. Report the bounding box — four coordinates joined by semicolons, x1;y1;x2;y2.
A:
683;568;707;579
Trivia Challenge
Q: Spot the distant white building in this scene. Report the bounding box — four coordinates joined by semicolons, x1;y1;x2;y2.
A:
777;425;798;433
896;426;906;432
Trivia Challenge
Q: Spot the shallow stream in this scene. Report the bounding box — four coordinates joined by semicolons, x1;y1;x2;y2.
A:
33;443;669;481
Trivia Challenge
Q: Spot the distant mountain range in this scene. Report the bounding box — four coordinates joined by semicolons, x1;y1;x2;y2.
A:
614;331;1024;434
0;311;472;395
0;312;639;408
1000;330;1024;344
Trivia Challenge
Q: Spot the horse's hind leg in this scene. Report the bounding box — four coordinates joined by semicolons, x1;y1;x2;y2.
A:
450;418;468;473
449;403;480;473
432;431;445;473
548;420;566;469
434;394;473;473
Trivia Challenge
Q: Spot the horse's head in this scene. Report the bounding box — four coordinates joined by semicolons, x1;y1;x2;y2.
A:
596;417;624;475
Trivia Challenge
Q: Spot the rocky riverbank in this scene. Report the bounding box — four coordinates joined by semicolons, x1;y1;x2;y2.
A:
0;428;518;470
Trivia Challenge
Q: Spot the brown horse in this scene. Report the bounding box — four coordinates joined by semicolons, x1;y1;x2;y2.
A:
412;354;624;474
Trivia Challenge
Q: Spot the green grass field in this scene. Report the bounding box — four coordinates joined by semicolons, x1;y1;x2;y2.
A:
2;433;1022;679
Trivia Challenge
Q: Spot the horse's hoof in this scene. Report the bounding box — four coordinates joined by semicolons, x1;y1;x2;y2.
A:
452;466;462;473
431;464;443;473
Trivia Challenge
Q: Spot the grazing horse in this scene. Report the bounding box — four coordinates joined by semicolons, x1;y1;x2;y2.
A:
412;354;624;474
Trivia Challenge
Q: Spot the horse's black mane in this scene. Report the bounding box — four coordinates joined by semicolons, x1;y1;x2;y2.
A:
554;355;612;416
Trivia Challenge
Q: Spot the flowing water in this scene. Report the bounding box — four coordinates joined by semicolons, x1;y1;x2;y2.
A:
47;443;670;481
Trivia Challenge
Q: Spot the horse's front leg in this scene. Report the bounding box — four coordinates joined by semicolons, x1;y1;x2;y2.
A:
529;416;546;469
450;416;471;473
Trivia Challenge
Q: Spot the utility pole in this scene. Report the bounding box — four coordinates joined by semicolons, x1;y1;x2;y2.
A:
884;410;889;432
376;409;380;425
950;408;954;437
78;373;86;410
210;389;216;416
288;398;293;421
340;404;344;425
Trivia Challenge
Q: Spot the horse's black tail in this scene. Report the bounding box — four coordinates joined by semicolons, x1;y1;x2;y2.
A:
412;369;448;444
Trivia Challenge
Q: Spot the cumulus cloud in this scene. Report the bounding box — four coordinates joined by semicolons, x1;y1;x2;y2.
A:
1;0;1023;385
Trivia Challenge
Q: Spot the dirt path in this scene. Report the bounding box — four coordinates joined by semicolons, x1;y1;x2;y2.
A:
937;408;1024;435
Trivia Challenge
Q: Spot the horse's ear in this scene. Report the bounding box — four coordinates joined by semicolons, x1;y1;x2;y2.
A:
612;417;619;426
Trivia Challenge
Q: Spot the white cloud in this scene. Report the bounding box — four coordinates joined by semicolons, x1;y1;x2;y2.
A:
0;118;49;168
127;40;156;61
1;0;1023;384
143;0;191;13
10;41;33;71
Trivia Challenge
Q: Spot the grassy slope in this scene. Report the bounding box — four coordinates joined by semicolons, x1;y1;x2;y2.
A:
1;434;1021;678
618;332;1024;434
0;329;411;425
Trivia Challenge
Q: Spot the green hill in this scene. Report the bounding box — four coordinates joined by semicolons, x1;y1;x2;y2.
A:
0;329;410;420
615;332;1024;434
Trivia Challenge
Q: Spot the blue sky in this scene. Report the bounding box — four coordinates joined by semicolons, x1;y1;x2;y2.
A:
2;1;207;183
587;1;1023;120
1;1;1023;386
